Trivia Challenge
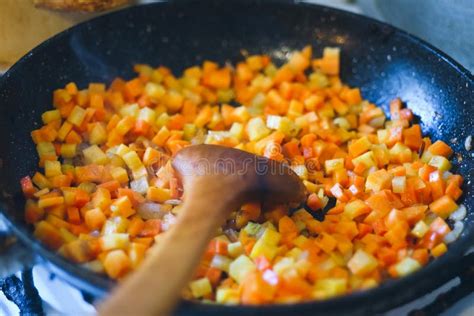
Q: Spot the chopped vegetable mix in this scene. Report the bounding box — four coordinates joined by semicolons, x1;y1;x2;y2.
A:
21;46;465;304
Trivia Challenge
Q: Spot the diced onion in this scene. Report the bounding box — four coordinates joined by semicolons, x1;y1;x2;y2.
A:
137;202;169;220
449;204;467;222
444;221;464;244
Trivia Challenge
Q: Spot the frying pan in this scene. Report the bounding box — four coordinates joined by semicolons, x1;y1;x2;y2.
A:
0;0;472;315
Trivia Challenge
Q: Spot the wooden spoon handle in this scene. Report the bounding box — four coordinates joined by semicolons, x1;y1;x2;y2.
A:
98;192;232;316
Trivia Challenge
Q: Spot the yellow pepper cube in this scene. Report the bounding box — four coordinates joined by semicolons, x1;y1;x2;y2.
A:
147;187;171;203
44;160;62;178
83;145;108;165
110;196;135;218
67;106;86;127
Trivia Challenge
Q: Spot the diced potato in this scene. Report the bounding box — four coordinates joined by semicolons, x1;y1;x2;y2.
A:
344;199;370;220
110;196;135;218
291;165;308;180
60;144;77;158
119;103;139;118
411;220;429;238
260;228;281;246
394;257;421;277
216;288;240;304
131;176;149;195
313;278;347;299
229;122;244;140
101;233;130;251
44;160;62;178
352;151;376;168
83;145;108;165
347;249;378;276
89;123;107;145
138;107;156;124
227;242;244;258
250;238;278;260
189;278;213;298
246;117;271;141
273;257;295;276
42;110;61;124
429;155;451;172
229;255;256;284
324;158;344;174
210;255;232;272
67;106;86;127
365;169;393;192
111;167;129;184
392;176;407;193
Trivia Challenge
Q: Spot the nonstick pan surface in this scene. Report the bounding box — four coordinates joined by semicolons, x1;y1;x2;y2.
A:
0;1;472;315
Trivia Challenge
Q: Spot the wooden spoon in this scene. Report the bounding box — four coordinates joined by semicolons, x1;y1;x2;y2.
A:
98;144;305;316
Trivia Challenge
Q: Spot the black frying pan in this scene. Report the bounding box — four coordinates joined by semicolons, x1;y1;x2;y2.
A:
0;1;472;315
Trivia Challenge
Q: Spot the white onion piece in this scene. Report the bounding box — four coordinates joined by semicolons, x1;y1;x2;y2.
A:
164;199;182;205
137;202;169;220
161;213;177;231
442;171;453;181
449;204;467;222
444;221;464;244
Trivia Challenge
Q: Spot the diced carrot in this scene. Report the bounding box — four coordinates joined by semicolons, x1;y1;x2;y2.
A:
429;195;458;219
428;140;453;157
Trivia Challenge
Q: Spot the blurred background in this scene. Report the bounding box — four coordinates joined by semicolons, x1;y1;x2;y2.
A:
0;0;473;72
